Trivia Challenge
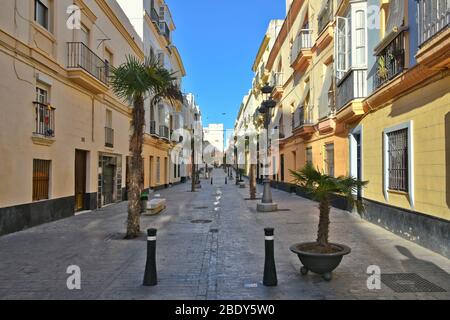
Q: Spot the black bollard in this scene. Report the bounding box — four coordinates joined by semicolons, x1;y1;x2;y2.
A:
263;228;277;286
143;228;157;286
211;177;213;184
225;177;227;184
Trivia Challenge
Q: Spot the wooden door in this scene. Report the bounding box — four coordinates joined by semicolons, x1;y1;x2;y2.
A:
75;150;87;211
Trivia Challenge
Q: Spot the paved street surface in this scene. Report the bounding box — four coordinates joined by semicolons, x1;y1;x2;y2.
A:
0;169;449;300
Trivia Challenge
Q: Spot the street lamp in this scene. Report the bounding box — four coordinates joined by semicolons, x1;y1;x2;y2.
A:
257;83;278;212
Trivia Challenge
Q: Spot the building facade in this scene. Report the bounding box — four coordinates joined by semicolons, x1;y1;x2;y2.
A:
236;0;450;258
0;0;144;235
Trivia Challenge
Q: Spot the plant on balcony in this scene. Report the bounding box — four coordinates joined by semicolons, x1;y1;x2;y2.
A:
289;164;367;281
110;54;183;239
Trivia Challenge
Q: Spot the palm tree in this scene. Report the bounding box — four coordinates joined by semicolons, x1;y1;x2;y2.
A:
290;164;368;249
110;54;182;239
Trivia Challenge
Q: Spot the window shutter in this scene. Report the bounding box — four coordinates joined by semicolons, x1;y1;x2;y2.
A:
335;16;348;80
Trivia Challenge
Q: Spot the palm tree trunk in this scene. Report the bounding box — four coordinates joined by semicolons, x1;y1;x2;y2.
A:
126;95;145;239
249;164;256;200
316;198;331;247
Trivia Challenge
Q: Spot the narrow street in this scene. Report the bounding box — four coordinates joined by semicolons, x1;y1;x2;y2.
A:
0;169;449;300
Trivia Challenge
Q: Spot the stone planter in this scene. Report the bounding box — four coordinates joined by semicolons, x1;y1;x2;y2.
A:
290;242;351;281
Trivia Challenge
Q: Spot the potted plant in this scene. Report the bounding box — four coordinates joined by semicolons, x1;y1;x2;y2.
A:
289;164;367;281
140;192;149;213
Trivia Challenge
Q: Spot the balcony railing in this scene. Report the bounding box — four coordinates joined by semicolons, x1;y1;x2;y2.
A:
418;0;450;45
158;22;171;42
318;1;333;34
33;102;55;137
374;32;405;89
159;125;169;139
105;127;114;148
336;68;367;110
270;72;283;88
150;120;157;135
290;29;312;63
67;42;108;84
292;106;314;129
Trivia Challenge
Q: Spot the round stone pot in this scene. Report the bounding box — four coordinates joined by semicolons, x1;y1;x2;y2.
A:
289;242;351;281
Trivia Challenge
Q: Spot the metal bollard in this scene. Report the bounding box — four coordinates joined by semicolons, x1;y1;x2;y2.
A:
263;228;277;286
143;228;157;286
225;177;227;184
211;177;213;184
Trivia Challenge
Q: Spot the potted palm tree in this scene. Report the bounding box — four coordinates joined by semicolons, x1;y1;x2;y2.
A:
289;164;367;281
110;54;183;239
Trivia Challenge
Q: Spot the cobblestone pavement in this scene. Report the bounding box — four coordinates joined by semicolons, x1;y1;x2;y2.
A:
0;169;449;300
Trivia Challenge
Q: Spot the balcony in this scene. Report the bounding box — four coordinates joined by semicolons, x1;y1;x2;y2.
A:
159;125;170;140
149;120;157;136
292;106;315;138
418;0;450;45
67;42;109;93
374;32;406;90
336;68;367;110
105;127;114;148
416;1;450;70
316;2;334;51
32;102;55;146
290;29;313;72
158;22;171;43
335;68;366;123
270;72;284;99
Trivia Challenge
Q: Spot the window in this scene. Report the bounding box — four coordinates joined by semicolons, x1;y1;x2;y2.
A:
35;0;49;30
324;144;335;177
34;86;54;137
33;159;51;201
36;87;48;104
354;10;366;66
105;110;113;147
159;6;165;20
335;16;349;79
306;147;313;165
157;52;165;66
106;110;112;128
156;157;161;183
387;128;408;192
105;48;114;67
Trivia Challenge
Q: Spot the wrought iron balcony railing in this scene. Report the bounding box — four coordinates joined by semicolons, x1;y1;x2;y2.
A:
105;127;114;148
33;102;55;137
418;0;450;45
336;68;367;110
374;32;405;89
290;29;312;63
292;106;314;129
67;42;108;84
270;72;283;88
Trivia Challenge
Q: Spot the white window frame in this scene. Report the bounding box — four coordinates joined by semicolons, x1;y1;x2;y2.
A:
382;121;414;208
349;125;363;196
335;16;349;79
351;4;368;68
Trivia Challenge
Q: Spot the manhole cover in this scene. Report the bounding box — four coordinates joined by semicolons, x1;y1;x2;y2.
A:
209;228;219;233
193;206;209;209
191;219;212;224
381;273;446;293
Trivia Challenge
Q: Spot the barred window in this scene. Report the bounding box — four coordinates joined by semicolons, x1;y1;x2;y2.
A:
33;159;51;201
387;128;408;192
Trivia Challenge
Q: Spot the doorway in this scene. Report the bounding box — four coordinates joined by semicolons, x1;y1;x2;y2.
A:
102;156;116;205
350;126;363;199
75;150;87;212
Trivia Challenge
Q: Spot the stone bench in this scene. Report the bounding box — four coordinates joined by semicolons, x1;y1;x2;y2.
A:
145;198;166;215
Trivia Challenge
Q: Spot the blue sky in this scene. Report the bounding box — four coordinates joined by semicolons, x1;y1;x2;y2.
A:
166;0;285;131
